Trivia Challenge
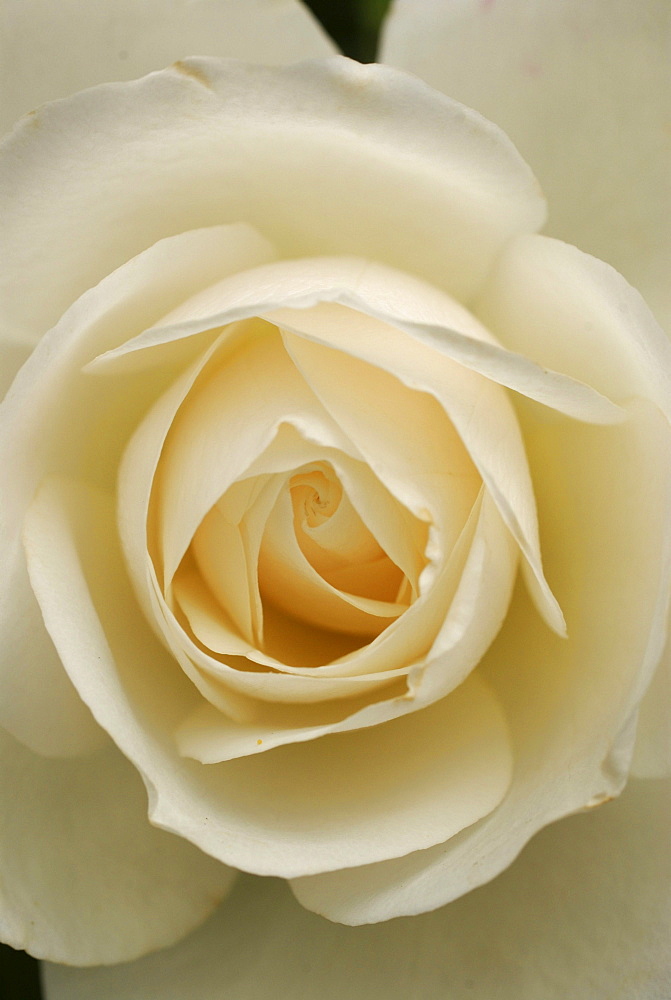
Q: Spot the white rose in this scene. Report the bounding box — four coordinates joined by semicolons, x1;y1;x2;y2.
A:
0;2;669;999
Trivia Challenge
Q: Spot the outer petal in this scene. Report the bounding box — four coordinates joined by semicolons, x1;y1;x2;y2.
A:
476;235;671;417
283;232;671;919
0;0;334;134
478;234;671;775
43;778;671;999
631;631;671;778
0;224;274;757
23;474;512;878
291;398;671;922
0;57;545;347
0;329;33;399
382;0;671;331
0;726;234;966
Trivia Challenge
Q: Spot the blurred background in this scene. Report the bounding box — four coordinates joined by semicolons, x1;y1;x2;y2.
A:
0;1;388;997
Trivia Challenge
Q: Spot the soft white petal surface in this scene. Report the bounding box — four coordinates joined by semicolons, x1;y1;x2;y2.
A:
0;560;107;759
0;329;33;399
281;306;565;636
291;399;671;921
0;57;545;347
382;0;671;331
0;224;274;757
22;475;511;876
154;327;358;591
176;490;517;762
479;233;671;776
0;0;334;133
0;728;233;966
632;628;671;778
173;424;428;679
107;256;622;426
477;235;671;417
43;778;671;999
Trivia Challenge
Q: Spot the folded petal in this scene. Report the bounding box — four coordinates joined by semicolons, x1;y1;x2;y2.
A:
631;628;671;778
0;224;273;757
280;305;565;636
152;326;358;592
43;778;671;999
23;475;512;876
108;252;625;639
382;0;671;331
476;234;671;417
0;57;544;346
0;0;335;134
176;490;517;763
0;328;33;399
291;398;671;921
0;729;233;966
109;256;622;425
477;234;671;778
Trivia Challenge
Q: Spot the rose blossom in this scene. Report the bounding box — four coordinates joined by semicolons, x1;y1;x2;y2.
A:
0;2;669;998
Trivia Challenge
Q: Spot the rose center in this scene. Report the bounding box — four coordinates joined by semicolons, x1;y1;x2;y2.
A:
281;461;401;608
290;466;342;527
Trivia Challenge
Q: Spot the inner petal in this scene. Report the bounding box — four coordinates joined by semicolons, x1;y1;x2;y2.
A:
290;462;403;604
258;480;409;639
291;466;343;529
172;425;439;676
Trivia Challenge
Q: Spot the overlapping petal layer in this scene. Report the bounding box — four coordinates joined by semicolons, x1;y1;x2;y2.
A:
22;476;514;874
0;728;233;965
290;244;671;922
0;49;668;974
0;224;275;757
43;776;671;1000
0;57;545;346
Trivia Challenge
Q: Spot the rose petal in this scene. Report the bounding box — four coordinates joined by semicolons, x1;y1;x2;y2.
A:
127;466;438;735
151;326;359;594
104;252;628;641
0;328;33;399
170;671;513;874
176;574;401;702
257;487;407;635
22;475;512;876
0;57;545;347
0;562;107;759
172;423;428;679
175;489;517;762
240;425;428;600
0;725;233;966
477;235;671;778
476;234;671;418
382;0;671;332
280;307;565;637
0;224;272;758
43;778;671;999
105;256;623;426
1;0;334;133
631;628;671;778
280;317;478;527
291;398;671;921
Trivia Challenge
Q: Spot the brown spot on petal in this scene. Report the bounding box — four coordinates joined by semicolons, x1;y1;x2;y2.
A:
172;60;213;90
584;793;616;810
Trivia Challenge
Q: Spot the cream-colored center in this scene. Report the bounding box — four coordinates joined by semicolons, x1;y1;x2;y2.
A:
290;466;342;528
